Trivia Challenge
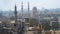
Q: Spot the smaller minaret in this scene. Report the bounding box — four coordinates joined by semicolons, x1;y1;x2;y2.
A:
14;4;17;26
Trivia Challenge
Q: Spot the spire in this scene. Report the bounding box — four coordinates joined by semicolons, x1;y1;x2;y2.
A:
28;1;30;18
28;1;29;12
28;1;30;26
14;4;17;26
15;4;17;14
21;2;25;22
21;2;23;17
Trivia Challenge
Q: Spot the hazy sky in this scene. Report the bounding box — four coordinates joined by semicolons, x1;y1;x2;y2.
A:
0;0;60;10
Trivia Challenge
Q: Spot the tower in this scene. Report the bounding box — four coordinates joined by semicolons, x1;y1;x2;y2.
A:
21;2;23;18
14;5;17;26
28;2;30;16
28;2;30;25
21;2;25;22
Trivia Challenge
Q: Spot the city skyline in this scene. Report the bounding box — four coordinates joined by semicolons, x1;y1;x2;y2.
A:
0;0;60;11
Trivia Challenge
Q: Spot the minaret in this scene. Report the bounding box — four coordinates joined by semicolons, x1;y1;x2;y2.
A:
14;5;17;26
28;2;30;26
28;2;29;14
21;2;25;22
21;2;23;18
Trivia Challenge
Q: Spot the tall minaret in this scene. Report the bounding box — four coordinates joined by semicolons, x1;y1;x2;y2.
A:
21;2;23;18
14;5;17;26
28;2;30;25
21;2;25;22
28;2;30;14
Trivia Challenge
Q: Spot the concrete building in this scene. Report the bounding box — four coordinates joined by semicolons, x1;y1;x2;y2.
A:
58;17;60;25
32;7;38;19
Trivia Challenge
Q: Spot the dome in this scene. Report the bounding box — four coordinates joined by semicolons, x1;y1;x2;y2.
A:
32;7;37;12
33;7;37;11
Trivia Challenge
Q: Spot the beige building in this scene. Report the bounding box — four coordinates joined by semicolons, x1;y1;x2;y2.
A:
58;17;60;25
